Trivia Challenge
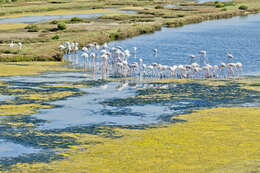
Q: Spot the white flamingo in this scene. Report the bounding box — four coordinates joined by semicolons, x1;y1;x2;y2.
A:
90;53;96;72
133;47;137;58
18;42;22;50
227;63;236;78
153;48;158;57
103;43;108;50
227;53;234;63
189;54;196;64
198;50;207;65
101;54;109;78
213;65;219;78
9;41;15;48
177;65;186;78
58;45;65;51
219;62;227;78
81;53;89;69
235;62;243;78
147;65;154;78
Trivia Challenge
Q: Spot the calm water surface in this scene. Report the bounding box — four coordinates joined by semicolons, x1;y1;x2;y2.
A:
107;14;260;76
0;11;135;24
197;0;231;3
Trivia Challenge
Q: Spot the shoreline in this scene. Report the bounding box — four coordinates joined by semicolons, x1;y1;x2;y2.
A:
0;1;260;61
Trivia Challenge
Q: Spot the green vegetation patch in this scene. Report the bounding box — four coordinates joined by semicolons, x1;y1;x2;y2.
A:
4;107;260;172
0;104;52;116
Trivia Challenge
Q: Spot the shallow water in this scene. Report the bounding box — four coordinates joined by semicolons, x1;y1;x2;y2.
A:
71;14;260;75
197;0;231;3
0;11;135;24
0;71;90;83
0;95;14;102
105;14;260;76
164;4;177;8
0;139;41;158
34;82;175;130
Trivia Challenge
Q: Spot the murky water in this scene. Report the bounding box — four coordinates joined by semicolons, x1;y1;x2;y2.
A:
0;11;135;24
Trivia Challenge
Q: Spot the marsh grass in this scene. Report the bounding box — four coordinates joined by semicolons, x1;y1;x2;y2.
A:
0;23;27;31
1;0;260;61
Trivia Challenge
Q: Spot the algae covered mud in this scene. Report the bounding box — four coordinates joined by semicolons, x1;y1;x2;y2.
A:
0;62;259;172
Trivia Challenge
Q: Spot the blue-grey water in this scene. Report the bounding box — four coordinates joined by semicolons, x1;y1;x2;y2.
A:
164;4;177;8
0;11;135;24
0;139;41;158
105;14;260;76
197;0;231;3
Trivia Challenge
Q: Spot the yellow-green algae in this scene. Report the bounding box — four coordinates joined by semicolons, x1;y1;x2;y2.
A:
148;77;260;87
0;23;28;30
5;121;35;128
0;62;78;76
20;91;80;101
6;107;260;173
0;104;52;116
43;84;86;89
0;9;124;19
0;62;83;117
241;86;260;92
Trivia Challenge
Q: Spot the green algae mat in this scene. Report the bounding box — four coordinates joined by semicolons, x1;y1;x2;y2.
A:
4;107;260;173
0;62;259;173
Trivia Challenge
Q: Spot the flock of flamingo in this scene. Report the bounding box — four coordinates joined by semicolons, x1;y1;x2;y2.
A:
58;41;243;80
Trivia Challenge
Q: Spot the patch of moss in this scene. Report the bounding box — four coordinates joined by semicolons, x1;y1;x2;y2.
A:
0;104;52;116
0;62;78;77
20;91;82;102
